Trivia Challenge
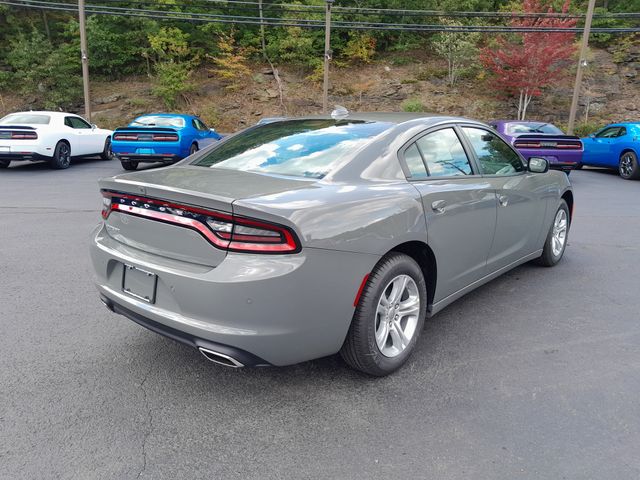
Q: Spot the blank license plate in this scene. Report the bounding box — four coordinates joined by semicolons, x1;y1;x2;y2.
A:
122;264;157;303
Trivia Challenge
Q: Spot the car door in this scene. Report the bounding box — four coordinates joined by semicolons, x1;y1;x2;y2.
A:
64;116;94;155
401;126;498;301
460;126;548;273
192;117;218;148
585;126;621;166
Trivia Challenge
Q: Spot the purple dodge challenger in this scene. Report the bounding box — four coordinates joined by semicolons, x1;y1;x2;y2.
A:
490;121;583;173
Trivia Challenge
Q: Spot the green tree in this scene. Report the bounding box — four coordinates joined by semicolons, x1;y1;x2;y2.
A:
432;22;480;87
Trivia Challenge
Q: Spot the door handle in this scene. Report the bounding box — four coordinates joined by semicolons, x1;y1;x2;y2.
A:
498;194;509;207
431;200;446;213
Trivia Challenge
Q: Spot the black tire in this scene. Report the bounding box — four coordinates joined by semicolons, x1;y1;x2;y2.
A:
574;163;583;170
50;141;71;169
619;151;640;180
340;252;427;376
121;160;138;171
189;143;199;156
100;137;112;161
0;159;10;168
535;199;570;267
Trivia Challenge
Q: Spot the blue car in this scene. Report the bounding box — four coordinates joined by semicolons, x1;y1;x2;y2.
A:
581;122;640;180
111;113;222;170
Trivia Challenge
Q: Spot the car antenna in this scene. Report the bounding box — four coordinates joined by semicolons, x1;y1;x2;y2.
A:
331;105;349;120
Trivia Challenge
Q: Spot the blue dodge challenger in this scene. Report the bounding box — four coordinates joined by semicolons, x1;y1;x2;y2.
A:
111;113;222;170
580;122;640;180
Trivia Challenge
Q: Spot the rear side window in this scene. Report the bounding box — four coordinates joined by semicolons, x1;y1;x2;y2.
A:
462;127;525;175
415;128;472;177
404;143;428;179
192;118;209;131
192;119;393;179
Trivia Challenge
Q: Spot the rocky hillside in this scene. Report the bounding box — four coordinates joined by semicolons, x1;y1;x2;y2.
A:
1;45;638;134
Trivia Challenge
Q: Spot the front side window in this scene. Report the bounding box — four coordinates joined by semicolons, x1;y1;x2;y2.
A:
192;118;209;131
65;116;91;129
415;128;472;177
596;127;621;138
462;127;525;175
191;119;393;179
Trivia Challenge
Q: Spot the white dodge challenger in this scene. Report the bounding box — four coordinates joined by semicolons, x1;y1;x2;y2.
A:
0;111;113;169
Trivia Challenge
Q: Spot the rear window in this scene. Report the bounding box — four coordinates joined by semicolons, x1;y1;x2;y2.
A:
506;122;563;135
191;119;393;179
130;115;185;128
0;114;50;125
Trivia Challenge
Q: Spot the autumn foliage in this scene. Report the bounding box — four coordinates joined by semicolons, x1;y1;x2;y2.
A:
481;0;577;119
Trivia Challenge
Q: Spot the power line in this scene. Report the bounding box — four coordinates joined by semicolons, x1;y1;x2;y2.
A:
3;0;640;32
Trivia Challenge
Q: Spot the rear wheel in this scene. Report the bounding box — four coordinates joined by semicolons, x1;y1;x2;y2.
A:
0;159;10;168
100;137;112;161
189;143;199;156
50;141;71;169
121;160;138;171
574;163;583;170
536;199;570;267
340;252;427;376
619;151;640;180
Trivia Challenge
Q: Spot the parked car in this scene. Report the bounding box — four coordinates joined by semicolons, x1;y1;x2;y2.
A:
490;120;583;173
580;122;640;180
91;113;573;376
111;113;222;171
0;111;112;169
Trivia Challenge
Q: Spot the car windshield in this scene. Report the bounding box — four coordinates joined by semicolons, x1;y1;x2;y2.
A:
130;116;185;128
0;114;51;125
191;119;393;179
506;122;563;135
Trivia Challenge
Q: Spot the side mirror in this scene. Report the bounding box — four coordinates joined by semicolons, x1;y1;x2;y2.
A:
528;157;549;173
91;123;97;129
210;128;216;133
588;133;595;138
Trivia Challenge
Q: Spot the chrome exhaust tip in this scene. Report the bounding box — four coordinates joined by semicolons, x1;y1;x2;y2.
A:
198;347;244;368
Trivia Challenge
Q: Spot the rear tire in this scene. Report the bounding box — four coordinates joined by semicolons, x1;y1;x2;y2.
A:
574;163;583;170
189;143;199;156
619;151;640;180
0;159;10;168
100;137;112;161
50;141;71;169
121;160;138;171
340;252;427;376
536;199;570;267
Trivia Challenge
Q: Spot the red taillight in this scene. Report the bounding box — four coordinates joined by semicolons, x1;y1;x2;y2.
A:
556;142;582;149
514;141;541;148
101;191;300;254
152;134;179;141
113;133;138;141
10;131;38;140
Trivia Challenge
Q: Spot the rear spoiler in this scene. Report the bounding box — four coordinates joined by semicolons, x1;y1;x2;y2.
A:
115;126;178;132
0;125;37;130
514;134;581;141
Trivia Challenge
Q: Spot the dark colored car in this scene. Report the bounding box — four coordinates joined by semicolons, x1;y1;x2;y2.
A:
490;120;583;173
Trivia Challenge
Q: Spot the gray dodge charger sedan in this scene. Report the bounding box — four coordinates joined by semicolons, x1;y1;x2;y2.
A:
91;113;573;376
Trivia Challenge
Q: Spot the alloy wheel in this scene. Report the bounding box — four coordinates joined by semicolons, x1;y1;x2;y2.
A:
620;154;634;178
551;209;568;257
375;274;420;358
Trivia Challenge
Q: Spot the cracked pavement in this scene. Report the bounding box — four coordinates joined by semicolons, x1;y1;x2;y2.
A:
1;159;639;479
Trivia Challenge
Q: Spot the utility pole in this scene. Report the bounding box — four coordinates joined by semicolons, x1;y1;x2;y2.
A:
567;0;596;135
322;0;334;113
78;0;91;121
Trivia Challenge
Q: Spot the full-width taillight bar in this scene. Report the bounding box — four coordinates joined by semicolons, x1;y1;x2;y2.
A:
101;191;300;254
10;131;38;140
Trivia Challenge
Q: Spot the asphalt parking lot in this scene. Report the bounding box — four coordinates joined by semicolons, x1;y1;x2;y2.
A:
1;159;639;479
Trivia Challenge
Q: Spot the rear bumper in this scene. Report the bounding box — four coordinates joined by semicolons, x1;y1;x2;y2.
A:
90;224;378;366
0;152;50;162
115;153;182;164
516;149;583;170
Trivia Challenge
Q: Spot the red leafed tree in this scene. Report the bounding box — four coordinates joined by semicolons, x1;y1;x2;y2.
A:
481;0;577;120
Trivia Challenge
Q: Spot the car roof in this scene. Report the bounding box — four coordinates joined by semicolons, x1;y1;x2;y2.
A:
136;113;193;119
7;111;82;118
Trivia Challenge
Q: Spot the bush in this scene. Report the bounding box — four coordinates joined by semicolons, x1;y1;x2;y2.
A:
342;33;376;64
151;61;194;109
5;31;82;109
208;33;252;90
402;99;425;112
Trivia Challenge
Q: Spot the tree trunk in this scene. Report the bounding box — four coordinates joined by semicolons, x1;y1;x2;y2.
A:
258;0;267;60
